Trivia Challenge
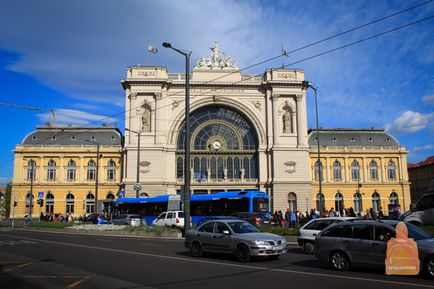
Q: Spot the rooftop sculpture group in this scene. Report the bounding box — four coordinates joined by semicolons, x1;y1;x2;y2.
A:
194;41;238;70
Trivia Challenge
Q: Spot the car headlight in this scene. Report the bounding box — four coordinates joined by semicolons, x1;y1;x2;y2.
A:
253;240;269;245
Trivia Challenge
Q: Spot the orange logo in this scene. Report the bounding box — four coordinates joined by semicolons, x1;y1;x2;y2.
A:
385;222;420;275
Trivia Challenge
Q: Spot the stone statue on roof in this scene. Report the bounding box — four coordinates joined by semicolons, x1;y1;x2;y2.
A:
194;41;238;70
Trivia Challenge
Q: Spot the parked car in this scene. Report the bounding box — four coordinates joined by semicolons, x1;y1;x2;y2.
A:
111;214;145;226
297;217;357;254
400;191;434;226
152;211;185;228
231;212;273;227
84;213;109;224
195;216;239;227
314;220;434;279
184;219;287;262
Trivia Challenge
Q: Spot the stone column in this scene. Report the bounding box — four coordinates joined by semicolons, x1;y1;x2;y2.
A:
296;94;307;146
272;93;279;145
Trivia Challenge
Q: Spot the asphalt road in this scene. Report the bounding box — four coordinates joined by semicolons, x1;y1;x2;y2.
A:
0;229;432;289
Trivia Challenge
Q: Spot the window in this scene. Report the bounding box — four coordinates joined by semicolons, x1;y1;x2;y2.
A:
215;222;230;234
351;160;360;181
47;160;56;180
314;161;323;182
87;160;96;180
385;137;390;143
71;136;76;141
91;136;95;141
368;137;373;143
32;136;37;140
353;192;363;212
86;193;95;213
305;220;330;230
107;160;116;181
106;193;115;200
388;161;396;180
176;157;184;179
51;136;56;141
27;160;36;180
198;222;215;233
331;137;337;143
288;192;297;212
353;224;372;240
45;193;54;214
322;224;352;238
333;160;341;181
111;136;115;141
389;192;399;205
350;137;355;143
66;160;76;181
66;193;75;213
335;192;344;214
374;225;395;242
369;160;378;181
372;192;381;212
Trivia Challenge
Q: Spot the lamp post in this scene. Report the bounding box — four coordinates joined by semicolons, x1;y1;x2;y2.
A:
125;128;141;198
302;81;323;213
162;42;192;232
86;139;100;213
29;161;35;219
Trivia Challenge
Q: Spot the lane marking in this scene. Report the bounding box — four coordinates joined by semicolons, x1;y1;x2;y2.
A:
23;275;85;278
66;276;90;288
2;262;33;273
4;234;433;288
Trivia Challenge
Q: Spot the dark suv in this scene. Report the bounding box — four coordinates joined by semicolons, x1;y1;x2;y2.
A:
231;212;273;227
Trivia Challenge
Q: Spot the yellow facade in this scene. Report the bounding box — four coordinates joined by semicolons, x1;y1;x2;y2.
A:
10;126;122;218
309;129;411;215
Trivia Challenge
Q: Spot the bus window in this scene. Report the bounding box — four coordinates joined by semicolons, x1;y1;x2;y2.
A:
253;198;268;213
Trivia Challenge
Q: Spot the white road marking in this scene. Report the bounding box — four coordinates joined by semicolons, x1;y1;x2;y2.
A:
4;234;433;288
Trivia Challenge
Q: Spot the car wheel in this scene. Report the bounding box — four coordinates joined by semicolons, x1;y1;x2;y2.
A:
303;241;315;254
191;242;203;257
424;255;434;280
236;244;250;262
329;251;350;271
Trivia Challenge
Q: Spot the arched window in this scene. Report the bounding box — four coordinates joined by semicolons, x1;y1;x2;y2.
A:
193;157;200;179
315;193;325;211
67;160;76;181
87;160;96;180
25;193;34;214
234;157;240;179
369;160;378;181
389;192;399;205
217;157;224;179
333;160;341;181
210;157;217;179
85;193;94;213
27;160;36;180
107;160;116;181
288;192;297;212
46;193;54;214
140;192;149;198
227;157;233;179
351;160;360;181
176;157;183;179
372;192;381;212
66;193;75;213
106;193;115;200
388;161;396;180
353;192;363;213
314;161;323;182
335;192;344;214
243;157;250;179
200;157;207;180
47;160;56;180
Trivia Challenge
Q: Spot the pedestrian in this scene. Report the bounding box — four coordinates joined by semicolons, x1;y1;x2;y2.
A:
369;208;377;220
290;210;297;228
378;207;384;220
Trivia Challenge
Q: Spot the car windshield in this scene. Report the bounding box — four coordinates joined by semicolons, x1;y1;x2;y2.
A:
390;222;432;240
228;221;262;234
129;215;141;219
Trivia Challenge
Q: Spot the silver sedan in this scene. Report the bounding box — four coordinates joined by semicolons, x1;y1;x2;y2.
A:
184;219;287;262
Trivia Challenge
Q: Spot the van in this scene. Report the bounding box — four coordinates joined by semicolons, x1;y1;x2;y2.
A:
400;191;434;225
152;211;185;228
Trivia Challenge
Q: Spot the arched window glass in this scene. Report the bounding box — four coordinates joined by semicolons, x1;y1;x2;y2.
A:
107;160;116;181
250;155;257;178
25;193;34;214
176;157;183;179
314;161;323;182
85;193;94;213
288;192;297;212
316;193;325;211
351;160;360;181
210;157;217;179
200;158;207;180
87;160;96;180
47;160;56;180
353;192;363;213
234;157;240;179
227;157;233;179
369;160;378;181
67;160;76;181
217;157;224;179
372;192;381;212
389;192;399;205
66;193;75;213
243;157;250;179
333;160;341;181
388;161;396;180
335;192;344;214
27;160;36;180
46;193;54;214
106;193;115;200
193;157;200;178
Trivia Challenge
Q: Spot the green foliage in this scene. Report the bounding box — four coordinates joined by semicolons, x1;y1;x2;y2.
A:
258;225;300;236
0;182;12;218
29;221;75;228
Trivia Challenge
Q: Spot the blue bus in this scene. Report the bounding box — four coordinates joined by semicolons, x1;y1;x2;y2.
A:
113;190;269;225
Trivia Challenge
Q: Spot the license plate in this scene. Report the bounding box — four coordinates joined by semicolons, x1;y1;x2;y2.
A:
263;220;269;223
274;246;283;251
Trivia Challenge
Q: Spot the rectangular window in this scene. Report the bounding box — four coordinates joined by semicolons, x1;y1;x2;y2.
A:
66;204;74;213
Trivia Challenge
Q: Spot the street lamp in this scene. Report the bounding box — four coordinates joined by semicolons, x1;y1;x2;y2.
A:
302;80;323;214
86;139;100;213
162;41;192;232
29;161;35;219
125;128;141;198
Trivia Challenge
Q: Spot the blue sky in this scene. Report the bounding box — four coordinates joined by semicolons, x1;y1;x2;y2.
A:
0;0;433;183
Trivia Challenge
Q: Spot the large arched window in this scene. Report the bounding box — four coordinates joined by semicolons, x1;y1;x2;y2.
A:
335;192;344;214
333;160;341;181
87;160;96;180
369;160;378;181
67;160;76;181
389;192;399;205
46;193;54;214
107;160;116;181
47;160;56;180
353;192;363;213
372;192;381;212
351;160;360;181
176;106;258;183
314;161;323;182
288;192;297;212
27;160;36;180
85;193;95;213
388;161;396;180
66;193;74;213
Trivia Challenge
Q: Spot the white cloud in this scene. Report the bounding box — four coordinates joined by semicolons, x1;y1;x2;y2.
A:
412;144;434;151
385;111;434;134
37;109;119;126
423;94;434;104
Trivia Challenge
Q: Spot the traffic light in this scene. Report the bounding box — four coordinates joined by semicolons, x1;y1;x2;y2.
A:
37;199;44;207
13;201;18;207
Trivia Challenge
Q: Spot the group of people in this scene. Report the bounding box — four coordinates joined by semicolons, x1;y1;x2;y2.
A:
271;206;386;228
39;212;74;222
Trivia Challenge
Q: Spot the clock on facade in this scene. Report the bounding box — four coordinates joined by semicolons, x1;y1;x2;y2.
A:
212;140;221;150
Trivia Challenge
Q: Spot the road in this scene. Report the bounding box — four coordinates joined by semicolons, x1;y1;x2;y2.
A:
0;229;432;289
